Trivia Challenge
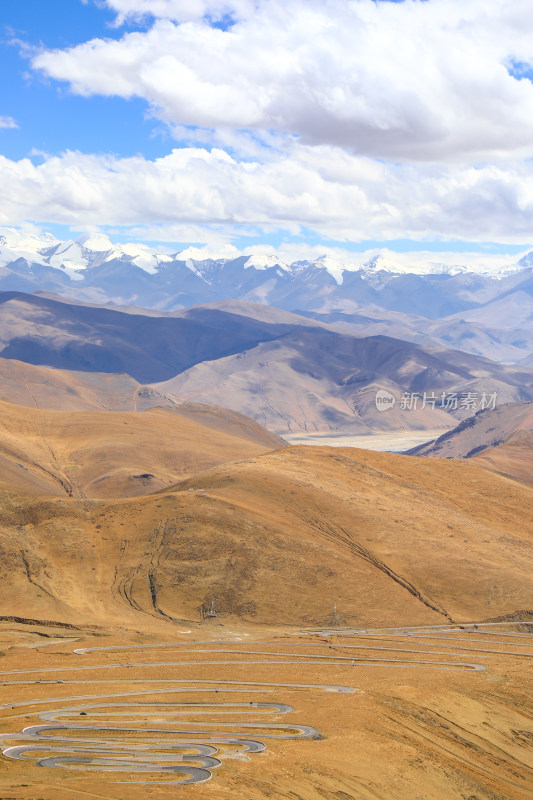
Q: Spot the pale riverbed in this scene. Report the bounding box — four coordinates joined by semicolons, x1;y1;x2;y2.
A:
283;429;450;452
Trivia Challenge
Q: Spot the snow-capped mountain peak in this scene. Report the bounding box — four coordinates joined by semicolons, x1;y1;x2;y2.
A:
243;253;288;271
0;228;532;321
0;228;58;256
0;228;60;269
76;232;114;252
103;242;173;274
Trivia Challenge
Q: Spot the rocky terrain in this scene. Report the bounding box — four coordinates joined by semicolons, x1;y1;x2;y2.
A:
408;401;533;484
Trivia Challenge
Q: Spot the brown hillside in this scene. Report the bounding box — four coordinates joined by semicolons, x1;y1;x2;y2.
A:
1;411;531;800
408;401;533;483
473;430;533;484
0;356;175;411
1;443;531;631
0;399;283;499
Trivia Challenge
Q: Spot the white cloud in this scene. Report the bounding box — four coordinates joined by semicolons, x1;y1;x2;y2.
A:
105;221;248;243
177;241;241;260
0;116;18;130
1;144;533;244
32;0;533;162
102;0;256;24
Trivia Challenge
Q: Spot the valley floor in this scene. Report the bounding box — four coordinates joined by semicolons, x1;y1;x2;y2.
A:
283;429;449;452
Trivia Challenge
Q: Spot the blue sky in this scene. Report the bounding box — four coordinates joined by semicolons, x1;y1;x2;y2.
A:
1;1;167;161
1;0;533;258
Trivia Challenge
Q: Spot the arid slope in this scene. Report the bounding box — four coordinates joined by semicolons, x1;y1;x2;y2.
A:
0;356;176;412
0;398;283;498
1;443;531;630
0;403;531;800
408;401;533;483
152;329;533;434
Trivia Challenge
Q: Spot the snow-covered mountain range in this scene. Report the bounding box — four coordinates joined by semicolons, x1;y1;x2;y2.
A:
1;228;533;364
0;228;529;282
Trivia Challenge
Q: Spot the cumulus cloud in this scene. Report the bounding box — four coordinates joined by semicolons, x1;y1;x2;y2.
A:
106;221;250;244
176;241;242;260
32;0;533;162
0;116;18;129
1;144;533;243
102;0;256;24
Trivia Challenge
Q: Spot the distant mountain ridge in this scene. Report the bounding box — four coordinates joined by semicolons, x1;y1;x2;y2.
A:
2;292;533;435
407;401;533;484
1;228;529;281
2;228;533;364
